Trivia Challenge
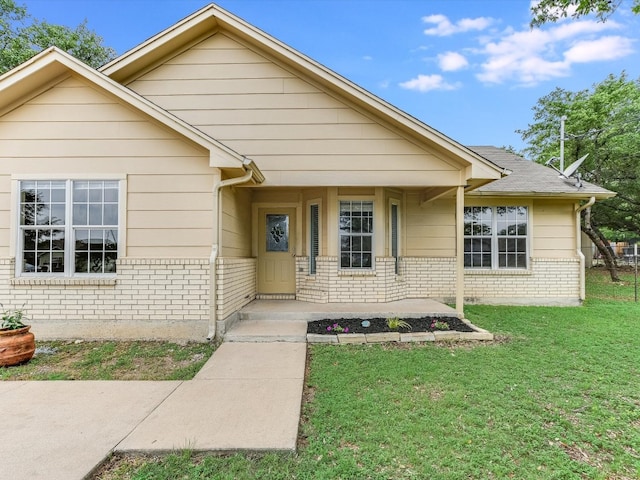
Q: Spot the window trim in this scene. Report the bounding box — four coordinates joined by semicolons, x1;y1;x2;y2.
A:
307;200;321;275
464;205;530;270
338;198;375;270
13;176;125;278
389;199;400;274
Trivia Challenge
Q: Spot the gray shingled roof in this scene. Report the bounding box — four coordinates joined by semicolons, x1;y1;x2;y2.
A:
467;146;615;198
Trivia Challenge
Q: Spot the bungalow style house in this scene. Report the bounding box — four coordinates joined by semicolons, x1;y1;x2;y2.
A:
0;4;613;340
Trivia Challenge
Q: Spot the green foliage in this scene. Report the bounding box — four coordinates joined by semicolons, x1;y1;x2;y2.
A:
386;316;412;331
433;320;450;331
0;340;215;380
0;303;27;330
0;0;115;74
530;0;640;27
104;277;640;478
518;72;640;240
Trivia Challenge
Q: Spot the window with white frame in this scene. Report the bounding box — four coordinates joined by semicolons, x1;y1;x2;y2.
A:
19;180;119;275
339;200;373;269
464;206;528;269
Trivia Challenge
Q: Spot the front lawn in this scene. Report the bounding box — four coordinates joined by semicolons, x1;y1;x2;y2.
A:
0;340;215;381
92;268;640;478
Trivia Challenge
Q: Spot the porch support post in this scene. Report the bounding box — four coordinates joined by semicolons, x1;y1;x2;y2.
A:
455;185;465;316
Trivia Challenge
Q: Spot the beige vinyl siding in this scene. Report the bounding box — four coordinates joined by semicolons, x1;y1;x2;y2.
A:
532;199;576;257
221;186;252;257
0;76;215;258
128;33;460;186
405;193;456;257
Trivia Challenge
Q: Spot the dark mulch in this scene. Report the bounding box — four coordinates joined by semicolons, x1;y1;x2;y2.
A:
307;317;475;334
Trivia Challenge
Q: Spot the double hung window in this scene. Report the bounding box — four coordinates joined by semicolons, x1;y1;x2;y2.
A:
464;206;528;269
18;180;119;275
339;200;373;269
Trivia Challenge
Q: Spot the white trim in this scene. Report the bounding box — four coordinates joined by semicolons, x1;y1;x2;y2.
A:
337;198;375;271
388;198;401;271
463;204;531;270
307;199;322;275
14;178;123;278
12;173;127;180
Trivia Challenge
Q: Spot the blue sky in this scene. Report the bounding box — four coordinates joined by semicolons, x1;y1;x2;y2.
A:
24;0;640;153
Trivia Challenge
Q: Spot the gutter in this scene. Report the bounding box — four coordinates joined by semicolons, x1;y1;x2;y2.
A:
575;197;596;301
207;159;258;340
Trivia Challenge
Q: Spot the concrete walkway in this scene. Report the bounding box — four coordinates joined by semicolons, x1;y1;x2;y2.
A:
0;342;306;480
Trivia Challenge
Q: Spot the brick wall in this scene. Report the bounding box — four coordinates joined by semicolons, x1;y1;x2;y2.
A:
215;257;256;320
296;256;404;303
402;257;457;301
464;257;581;305
296;256;581;305
0;257;211;341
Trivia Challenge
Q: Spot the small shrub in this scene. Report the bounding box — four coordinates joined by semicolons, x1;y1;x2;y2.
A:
430;320;450;331
326;323;349;333
386;317;412;331
1;304;28;330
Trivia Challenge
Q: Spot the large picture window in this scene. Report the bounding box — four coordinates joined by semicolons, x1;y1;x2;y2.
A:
339;200;373;269
19;180;119;275
464;206;528;269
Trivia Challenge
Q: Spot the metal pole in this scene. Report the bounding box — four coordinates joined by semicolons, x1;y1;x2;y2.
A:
560;115;567;173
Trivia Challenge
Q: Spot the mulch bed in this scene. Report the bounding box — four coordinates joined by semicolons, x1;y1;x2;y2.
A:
307;317;475;335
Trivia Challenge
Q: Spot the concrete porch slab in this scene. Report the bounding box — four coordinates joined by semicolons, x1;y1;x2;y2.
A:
224;319;307;342
238;298;459;321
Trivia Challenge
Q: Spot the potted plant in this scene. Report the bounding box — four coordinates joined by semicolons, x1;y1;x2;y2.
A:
0;305;35;367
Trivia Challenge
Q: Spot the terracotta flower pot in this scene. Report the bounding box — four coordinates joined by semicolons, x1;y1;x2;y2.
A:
0;325;35;367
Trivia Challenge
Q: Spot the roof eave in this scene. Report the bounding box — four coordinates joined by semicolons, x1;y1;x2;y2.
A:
466;191;616;200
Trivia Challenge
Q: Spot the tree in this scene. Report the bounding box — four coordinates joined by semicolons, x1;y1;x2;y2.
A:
517;73;640;281
0;0;115;74
530;0;640;26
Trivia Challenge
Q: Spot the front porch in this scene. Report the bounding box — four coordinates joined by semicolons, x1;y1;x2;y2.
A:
221;298;493;343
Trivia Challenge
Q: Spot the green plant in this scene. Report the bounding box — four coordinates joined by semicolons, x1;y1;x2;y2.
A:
386;317;412;331
430;320;450;331
327;323;349;333
1;304;28;330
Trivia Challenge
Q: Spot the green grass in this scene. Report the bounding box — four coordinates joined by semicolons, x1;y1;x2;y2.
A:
90;269;640;478
0;340;215;381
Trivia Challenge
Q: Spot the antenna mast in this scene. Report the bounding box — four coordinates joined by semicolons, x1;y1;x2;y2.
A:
560;115;567;172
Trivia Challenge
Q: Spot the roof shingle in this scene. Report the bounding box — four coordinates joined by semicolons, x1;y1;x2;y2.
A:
467;146;615;198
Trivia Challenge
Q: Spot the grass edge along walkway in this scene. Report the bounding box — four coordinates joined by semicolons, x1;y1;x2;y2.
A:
94;268;640;479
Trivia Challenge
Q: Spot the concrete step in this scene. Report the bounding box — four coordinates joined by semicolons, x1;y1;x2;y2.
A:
224;319;308;343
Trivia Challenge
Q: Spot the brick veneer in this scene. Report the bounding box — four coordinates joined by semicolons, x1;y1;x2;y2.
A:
0;257;211;340
296;256;581;305
215;257;256;320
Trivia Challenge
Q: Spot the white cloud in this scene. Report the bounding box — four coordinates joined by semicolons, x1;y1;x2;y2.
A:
438;51;469;71
423;14;494;36
475;18;634;86
363;55;373;61
564;36;634;63
399;74;461;92
404;9;636;91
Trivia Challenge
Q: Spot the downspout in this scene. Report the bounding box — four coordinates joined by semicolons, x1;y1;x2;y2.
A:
207;165;255;340
575;196;595;302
